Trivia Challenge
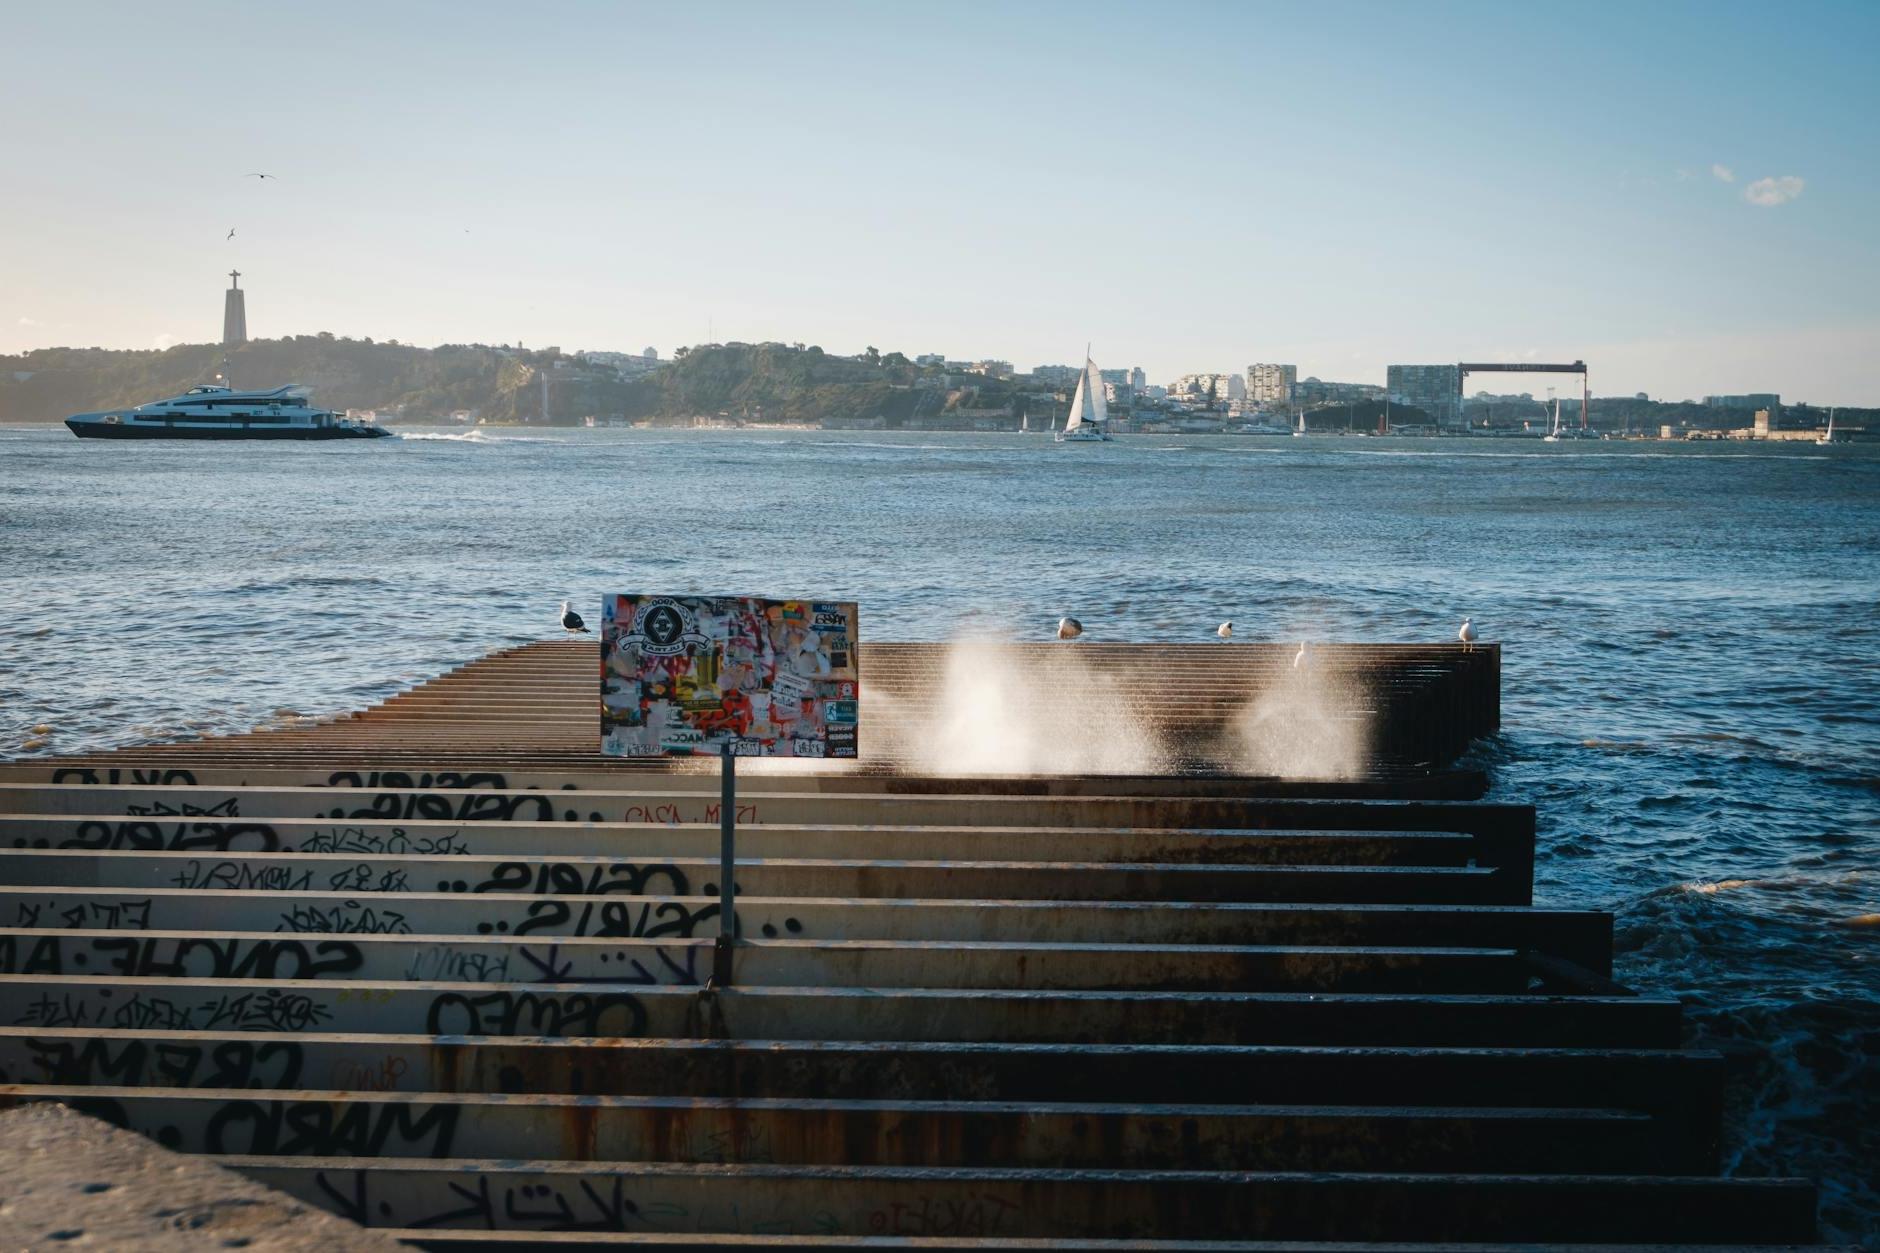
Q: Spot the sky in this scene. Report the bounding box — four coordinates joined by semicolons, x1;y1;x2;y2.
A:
2;0;1877;403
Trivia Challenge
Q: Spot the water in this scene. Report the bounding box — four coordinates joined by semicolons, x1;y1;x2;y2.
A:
2;425;1875;1239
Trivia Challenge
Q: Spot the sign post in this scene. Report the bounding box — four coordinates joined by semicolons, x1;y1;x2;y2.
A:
717;742;735;986
598;595;861;988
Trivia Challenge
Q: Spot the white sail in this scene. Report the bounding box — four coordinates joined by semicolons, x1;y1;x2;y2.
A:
1084;358;1108;426
1065;371;1089;432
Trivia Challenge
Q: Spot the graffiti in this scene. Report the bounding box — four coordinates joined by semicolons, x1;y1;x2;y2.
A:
318;1171;674;1232
514;942;701;987
22;1035;304;1089
620;803;759;826
292;826;471;857
5;898;154;930
456;860;692;898
321;791;558;823
44;820;280;853
205;1098;457;1157
169;860;313;892
324;863;412;893
0;934;364;981
867;1192;1022;1237
276;901;412;935
200;989;332;1032
50;767;198;787
124;797;240;818
15;990;200;1031
403;946;512;984
329;1054;408;1092
479;897;720;940
423;989;647;1037
324;771;518;791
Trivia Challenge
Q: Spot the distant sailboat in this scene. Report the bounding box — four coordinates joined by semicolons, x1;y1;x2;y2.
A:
1056;352;1112;444
1542;396;1563;443
1292;407;1306;437
1817;408;1837;446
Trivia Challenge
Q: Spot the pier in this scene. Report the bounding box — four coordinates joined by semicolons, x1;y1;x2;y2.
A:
0;641;1834;1247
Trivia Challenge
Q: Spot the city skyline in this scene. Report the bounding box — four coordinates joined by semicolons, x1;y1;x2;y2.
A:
3;1;1877;404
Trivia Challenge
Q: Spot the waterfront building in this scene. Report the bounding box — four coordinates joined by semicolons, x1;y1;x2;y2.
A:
1172;373;1245;402
1705;392;1780;411
1247;362;1297;404
1387;364;1462;427
222;270;247;346
1295;377;1385;406
1031;364;1081;386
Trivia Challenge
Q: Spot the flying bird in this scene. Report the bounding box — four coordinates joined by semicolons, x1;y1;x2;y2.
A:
560;601;590;634
1056;616;1083;641
1458;617;1476;651
1217;621;1233;640
226;228;236;240
247;172;274;180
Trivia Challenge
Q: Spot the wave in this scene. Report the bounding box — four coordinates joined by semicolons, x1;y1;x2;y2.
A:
397;430;566;444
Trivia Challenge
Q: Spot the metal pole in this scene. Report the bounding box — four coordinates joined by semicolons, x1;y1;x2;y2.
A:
715;742;736;986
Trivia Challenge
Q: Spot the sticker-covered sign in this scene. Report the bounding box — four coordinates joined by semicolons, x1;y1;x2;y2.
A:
600;596;860;758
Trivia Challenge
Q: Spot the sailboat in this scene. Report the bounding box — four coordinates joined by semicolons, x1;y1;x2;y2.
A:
1541;396;1563;443
1817;408;1837;446
1292;407;1306;437
1055;353;1112;443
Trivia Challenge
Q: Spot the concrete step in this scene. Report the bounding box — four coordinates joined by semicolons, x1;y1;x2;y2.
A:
0;815;1505;868
0;889;1613;971
0;1086;1702;1174
0;1032;1724;1124
0;850;1525;905
0;978;1684;1047
0;765;1494;801
0;931;1530;994
390;1239;1859;1252
222;1161;1821;1243
0;787;1534;843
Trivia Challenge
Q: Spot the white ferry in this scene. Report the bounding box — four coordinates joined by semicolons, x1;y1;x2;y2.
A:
65;383;393;440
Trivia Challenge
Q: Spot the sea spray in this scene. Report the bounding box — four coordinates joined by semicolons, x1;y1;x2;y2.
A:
894;631;1175;776
1225;649;1370;780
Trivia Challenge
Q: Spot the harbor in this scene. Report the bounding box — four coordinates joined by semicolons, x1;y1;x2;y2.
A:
0;639;1845;1247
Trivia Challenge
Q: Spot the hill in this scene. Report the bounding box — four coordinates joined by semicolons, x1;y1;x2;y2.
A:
0;338;1041;426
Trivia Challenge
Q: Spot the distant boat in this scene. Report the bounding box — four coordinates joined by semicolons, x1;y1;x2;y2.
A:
1292;408;1306;437
1817;408;1837;446
1541;396;1563;443
65;382;393;440
1056;353;1112;444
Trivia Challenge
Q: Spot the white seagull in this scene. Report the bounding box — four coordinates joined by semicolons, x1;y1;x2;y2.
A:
1217;621;1233;640
1458;617;1476;651
1056;616;1083;641
560;601;590;634
1293;641;1308;669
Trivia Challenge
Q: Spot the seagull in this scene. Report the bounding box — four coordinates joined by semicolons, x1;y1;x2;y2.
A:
247;172;274;180
226;228;236;240
1056;616;1083;641
560;601;590;634
1217;621;1233;640
1293;642;1308;669
1458;617;1476;651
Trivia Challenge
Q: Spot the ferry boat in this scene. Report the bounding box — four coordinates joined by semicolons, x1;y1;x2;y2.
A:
65;383;393;440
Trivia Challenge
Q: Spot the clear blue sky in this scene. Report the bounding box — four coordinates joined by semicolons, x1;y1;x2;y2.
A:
3;0;1875;402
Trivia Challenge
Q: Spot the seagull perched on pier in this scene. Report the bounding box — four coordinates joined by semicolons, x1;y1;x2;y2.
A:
560;601;590;634
1056;616;1083;641
1217;621;1233;640
1458;617;1476;652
